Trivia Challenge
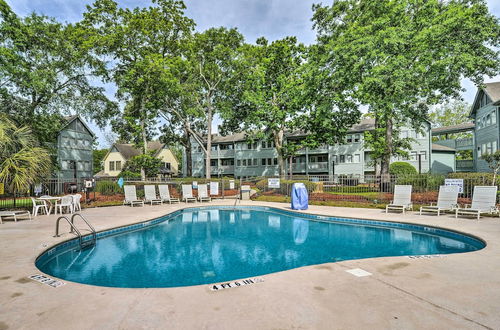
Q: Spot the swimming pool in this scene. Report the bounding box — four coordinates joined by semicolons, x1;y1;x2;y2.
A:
36;206;485;288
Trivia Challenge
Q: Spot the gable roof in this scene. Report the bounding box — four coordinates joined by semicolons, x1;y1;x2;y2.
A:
470;82;500;116
108;141;165;161
431;143;456;152
60;115;96;137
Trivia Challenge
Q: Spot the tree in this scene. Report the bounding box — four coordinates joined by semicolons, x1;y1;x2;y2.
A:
82;0;194;180
120;153;163;179
0;1;116;144
482;151;500;185
0;115;51;205
92;149;108;175
429;100;472;129
312;0;500;179
158;27;244;179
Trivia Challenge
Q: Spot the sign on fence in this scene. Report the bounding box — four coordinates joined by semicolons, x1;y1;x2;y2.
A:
444;179;464;193
229;180;235;190
192;181;198;189
268;178;280;188
210;182;219;195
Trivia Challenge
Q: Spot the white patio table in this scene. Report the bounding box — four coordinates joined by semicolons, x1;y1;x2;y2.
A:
36;196;62;215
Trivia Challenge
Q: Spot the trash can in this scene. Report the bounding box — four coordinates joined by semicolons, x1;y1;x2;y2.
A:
240;185;251;200
291;182;308;210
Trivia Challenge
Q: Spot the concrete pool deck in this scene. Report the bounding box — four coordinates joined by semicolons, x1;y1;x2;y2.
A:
1;200;500;330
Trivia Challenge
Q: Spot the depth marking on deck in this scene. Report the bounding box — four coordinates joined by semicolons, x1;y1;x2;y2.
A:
345;268;372;277
210;277;264;291
407;255;444;259
28;274;65;288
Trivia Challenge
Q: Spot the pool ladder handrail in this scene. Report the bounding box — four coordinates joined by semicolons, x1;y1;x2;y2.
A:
54;213;97;249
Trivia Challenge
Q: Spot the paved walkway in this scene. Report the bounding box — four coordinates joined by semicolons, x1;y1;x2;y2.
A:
1;200;499;329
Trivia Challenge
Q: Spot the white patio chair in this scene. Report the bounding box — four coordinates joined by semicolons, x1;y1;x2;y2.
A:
182;184;197;203
56;195;74;214
386;185;413;214
455;186;499;220
31;197;48;216
420;185;459;216
158;185;179;204
72;194;82;212
0;211;31;224
144;185;162;205
123;185;144;207
197;184;211;202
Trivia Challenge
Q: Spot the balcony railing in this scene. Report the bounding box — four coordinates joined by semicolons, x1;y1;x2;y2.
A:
210;165;235;174
456;159;474;172
308;162;328;171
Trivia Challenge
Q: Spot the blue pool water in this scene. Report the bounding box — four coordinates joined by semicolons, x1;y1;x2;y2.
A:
36;207;485;288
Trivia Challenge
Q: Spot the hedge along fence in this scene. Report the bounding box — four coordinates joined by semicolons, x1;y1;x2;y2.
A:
447;172;499;197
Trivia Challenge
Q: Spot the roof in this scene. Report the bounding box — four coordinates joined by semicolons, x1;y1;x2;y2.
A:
431;143;456;152
431;122;475;135
61;115;96;137
111;141;165;160
208;119;380;144
483;82;500;104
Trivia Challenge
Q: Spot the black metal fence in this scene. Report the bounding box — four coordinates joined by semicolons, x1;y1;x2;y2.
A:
0;173;497;210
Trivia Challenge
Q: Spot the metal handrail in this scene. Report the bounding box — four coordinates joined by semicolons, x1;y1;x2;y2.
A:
55;216;83;247
71;213;97;246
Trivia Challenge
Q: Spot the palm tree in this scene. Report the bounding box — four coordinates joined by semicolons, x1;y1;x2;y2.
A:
0;115;51;206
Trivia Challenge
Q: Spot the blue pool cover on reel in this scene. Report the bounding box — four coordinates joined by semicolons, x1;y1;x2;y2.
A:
291;183;308;210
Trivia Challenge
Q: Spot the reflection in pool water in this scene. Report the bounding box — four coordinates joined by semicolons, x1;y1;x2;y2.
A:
36;207;484;288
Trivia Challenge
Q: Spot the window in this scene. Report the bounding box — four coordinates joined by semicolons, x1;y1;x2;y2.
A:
346;155;353;163
211;145;218;151
116;161;122;171
242;159;247;166
254;159;258;166
220;144;233;150
162;162;170;170
237;160;241;166
261;159;266;166
346;135;352;143
420;151;427;161
353;134;360;143
339;155;345;163
354;154;360;163
478;146;482;157
487;114;492;126
493;140;498;153
492;111;497;125
274;158;278;165
267;158;272;166
109;161;115;171
261;141;267;149
482;144;487;155
487;142;493;154
221;159;234;166
410;151;418;161
210;160;217;167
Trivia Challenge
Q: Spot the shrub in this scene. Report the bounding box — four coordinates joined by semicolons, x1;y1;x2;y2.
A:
389;162;417;176
447;172;497;196
395;173;445;193
95;181;123;195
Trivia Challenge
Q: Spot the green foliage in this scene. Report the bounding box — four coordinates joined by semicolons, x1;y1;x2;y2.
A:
447;172;498;195
0;115;52;193
389;162;417;176
481;151;500;184
429;100;472;130
395;174;445;193
92;149;108;174
312;0;500;174
95;180;123;195
121;153;163;178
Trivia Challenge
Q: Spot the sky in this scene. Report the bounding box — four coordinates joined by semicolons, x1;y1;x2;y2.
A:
7;0;500;147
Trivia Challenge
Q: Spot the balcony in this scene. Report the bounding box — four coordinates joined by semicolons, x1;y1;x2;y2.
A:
434;138;473;151
308;162;328;172
456;159;474;172
210;165;235;174
291;163;306;172
308;145;329;153
213;149;235;158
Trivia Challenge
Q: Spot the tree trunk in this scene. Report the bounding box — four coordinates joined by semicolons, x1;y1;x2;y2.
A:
182;122;193;177
140;117;147;181
274;129;285;178
205;105;212;179
380;116;393;192
289;155;293;180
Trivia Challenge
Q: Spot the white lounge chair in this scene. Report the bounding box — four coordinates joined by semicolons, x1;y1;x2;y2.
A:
72;194;82;211
31;197;48;216
386;185;413;214
144;185;162;205
420;185;459;216
123;185;144;207
455;186;499;220
182;184;197;203
158;185;179;204
0;211;31;224
198;184;211;202
56;195;74;214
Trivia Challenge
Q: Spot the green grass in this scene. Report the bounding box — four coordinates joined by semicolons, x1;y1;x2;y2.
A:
0;197;31;209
